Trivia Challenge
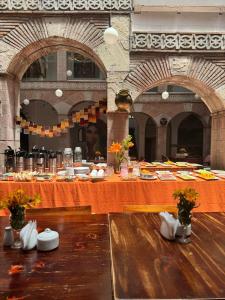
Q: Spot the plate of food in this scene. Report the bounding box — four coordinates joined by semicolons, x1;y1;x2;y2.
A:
140;174;157;180
151;162;164;166
176;174;196;181
158;173;177;181
140;169;157;180
156;170;172;175
121;175;138;181
175;162;189;167
163;160;176;166
197;173;219;180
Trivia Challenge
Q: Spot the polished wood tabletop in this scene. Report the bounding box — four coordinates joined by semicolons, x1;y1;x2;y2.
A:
0;214;112;300
109;212;225;300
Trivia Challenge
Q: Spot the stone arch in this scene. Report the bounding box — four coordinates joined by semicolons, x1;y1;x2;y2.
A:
124;56;225;113
169;111;208;129
0;16;109;79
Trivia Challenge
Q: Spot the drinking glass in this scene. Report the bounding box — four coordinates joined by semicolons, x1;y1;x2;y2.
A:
106;165;114;177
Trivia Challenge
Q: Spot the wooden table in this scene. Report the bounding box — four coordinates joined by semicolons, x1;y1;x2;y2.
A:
109;212;225;300
0;214;112;300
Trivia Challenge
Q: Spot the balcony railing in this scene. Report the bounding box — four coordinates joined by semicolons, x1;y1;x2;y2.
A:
0;0;132;11
132;32;225;51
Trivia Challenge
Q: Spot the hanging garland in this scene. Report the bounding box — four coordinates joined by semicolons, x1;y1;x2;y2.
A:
16;99;107;138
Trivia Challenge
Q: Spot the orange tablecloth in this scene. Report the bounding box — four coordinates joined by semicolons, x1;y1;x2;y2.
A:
0;175;224;215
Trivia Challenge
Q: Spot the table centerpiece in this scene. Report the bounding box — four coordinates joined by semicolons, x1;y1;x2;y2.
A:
173;187;199;243
108;135;134;173
0;189;41;249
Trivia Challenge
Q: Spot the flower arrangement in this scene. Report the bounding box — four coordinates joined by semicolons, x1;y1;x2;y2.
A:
108;135;134;172
0;189;41;230
173;188;199;225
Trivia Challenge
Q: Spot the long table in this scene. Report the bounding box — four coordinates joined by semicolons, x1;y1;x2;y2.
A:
0;175;225;215
0;212;224;299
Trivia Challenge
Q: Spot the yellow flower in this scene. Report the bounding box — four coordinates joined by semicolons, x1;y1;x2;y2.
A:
0;189;41;211
128;142;134;148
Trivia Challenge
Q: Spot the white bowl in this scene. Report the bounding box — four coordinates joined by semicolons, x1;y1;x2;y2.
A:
37;228;59;251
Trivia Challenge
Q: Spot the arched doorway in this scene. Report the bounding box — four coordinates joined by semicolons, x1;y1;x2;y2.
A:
168;111;211;164
177;115;204;163
19;48;107;155
145;117;157;162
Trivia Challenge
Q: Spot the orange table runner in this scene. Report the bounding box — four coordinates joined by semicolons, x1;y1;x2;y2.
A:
0;175;224;215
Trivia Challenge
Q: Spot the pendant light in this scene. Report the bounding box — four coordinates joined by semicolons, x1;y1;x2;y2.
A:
103;0;119;45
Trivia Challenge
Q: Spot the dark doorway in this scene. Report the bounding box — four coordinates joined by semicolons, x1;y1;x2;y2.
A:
178;114;203;159
145;117;157;162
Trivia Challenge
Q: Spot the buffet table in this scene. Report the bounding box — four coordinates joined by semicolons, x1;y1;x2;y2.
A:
0;175;225;215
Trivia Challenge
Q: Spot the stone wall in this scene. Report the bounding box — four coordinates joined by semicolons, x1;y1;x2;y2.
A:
211;111;225;169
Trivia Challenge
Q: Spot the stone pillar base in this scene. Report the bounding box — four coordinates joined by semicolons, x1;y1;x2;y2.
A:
211;112;225;169
156;125;168;161
107;111;129;164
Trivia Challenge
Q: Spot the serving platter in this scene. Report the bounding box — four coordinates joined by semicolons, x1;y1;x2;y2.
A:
176;174;196;181
140;175;157;180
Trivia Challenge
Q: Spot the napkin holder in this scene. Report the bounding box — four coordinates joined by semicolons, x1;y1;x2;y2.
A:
37;228;59;251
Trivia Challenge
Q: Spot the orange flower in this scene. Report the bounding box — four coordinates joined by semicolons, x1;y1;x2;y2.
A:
8;264;24;275
108;142;122;153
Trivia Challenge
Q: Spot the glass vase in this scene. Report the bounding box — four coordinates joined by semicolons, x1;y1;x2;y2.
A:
9;206;25;249
177;224;191;244
114;157;121;174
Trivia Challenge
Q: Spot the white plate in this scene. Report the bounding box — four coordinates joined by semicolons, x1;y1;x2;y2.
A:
156;171;172;175
140;175;157;180
158;175;177;181
211;170;225;174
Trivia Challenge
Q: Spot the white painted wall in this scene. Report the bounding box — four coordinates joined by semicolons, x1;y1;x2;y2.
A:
134;0;225;12
134;0;225;6
132;12;225;32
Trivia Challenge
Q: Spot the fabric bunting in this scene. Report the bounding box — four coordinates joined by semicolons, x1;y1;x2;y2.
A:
16;99;107;138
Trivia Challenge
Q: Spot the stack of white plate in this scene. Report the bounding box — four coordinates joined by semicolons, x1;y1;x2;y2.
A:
74;167;90;175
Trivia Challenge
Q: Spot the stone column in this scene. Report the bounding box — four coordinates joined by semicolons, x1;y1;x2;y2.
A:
211;112;225;169
203;126;211;160
0;75;20;165
57;51;67;81
156;125;168;161
107;111;129;164
132;113;149;160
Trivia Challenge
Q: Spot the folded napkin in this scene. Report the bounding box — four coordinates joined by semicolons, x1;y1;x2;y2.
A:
20;220;38;250
159;212;179;240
